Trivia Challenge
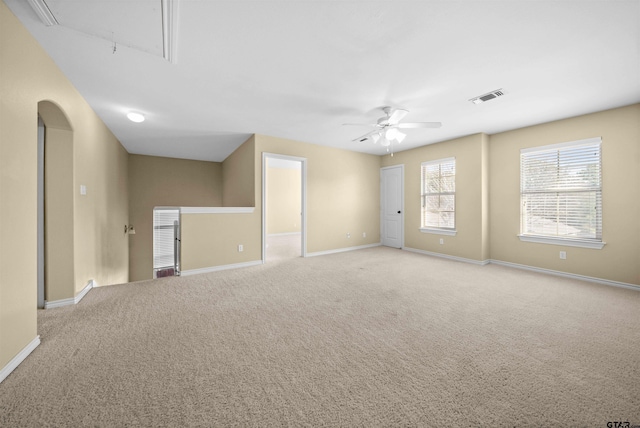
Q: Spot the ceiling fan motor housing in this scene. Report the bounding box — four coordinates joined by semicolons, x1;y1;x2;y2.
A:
348;106;441;145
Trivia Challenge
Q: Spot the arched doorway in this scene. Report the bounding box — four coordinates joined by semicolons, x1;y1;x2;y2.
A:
37;101;74;308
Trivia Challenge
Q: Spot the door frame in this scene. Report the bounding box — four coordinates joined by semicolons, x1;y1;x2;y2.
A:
262;152;307;263
380;164;404;249
37;115;45;309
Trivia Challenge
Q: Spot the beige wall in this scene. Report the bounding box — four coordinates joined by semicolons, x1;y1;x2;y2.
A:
179;137;258;271
257;135;381;254
179;134;382;271
44;127;75;301
72;114;129;292
266;163;301;235
222;135;255;207
180;212;261;271
128;154;222;281
381;105;639;285
1;1;129;370
489;104;640;285
480;133;490;261
381;134;490;262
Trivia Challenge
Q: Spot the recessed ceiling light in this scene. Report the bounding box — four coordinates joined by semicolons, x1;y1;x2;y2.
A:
127;112;145;123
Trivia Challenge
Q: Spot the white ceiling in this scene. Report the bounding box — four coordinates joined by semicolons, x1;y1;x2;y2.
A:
5;0;640;162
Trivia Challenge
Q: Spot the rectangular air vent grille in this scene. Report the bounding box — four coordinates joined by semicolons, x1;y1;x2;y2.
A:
470;89;504;104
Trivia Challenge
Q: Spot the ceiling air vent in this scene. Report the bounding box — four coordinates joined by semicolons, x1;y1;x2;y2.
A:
470;89;504;105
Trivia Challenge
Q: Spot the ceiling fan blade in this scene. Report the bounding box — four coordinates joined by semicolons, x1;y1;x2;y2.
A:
351;128;381;143
342;123;378;127
387;108;409;124
397;122;442;129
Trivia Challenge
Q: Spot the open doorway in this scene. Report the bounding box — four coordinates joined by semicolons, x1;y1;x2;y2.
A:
262;153;307;263
37;101;74;308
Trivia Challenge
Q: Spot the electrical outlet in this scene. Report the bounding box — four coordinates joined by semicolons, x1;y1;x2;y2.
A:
346;233;351;239
362;232;366;238
238;244;243;252
559;251;566;259
439;238;444;245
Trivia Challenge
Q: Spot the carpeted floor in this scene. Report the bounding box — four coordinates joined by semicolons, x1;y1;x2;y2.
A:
1;246;639;427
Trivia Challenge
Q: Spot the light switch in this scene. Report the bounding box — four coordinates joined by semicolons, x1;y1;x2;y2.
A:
80;185;87;195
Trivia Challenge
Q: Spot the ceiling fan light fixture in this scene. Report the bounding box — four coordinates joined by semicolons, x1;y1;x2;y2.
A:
384;128;406;144
385;128;398;140
347;106;442;150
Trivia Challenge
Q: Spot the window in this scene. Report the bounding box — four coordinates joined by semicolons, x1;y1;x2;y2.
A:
520;137;603;248
421;157;456;234
153;208;180;277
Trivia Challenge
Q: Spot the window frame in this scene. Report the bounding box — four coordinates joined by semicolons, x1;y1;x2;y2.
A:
518;137;605;249
420;157;457;235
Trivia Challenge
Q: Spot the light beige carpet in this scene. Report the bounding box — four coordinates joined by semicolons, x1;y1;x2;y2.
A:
1;247;639;427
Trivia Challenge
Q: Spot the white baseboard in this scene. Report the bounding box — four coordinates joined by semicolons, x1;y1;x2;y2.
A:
45;279;94;309
403;247;490;266
74;279;94;303
489;259;640;291
306;243;382;258
181;260;263;276
0;335;40;384
400;247;639;291
44;297;74;309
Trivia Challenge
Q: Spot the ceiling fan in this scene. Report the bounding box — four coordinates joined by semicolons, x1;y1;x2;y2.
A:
344;106;442;149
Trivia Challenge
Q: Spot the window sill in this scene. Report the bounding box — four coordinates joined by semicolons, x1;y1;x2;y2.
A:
420;228;457;236
518;235;605;249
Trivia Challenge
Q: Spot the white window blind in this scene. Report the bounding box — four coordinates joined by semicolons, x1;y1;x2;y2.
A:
153;208;179;270
421;157;456;230
520;138;602;241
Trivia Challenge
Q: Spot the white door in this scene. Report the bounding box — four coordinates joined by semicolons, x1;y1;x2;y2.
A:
381;165;403;248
